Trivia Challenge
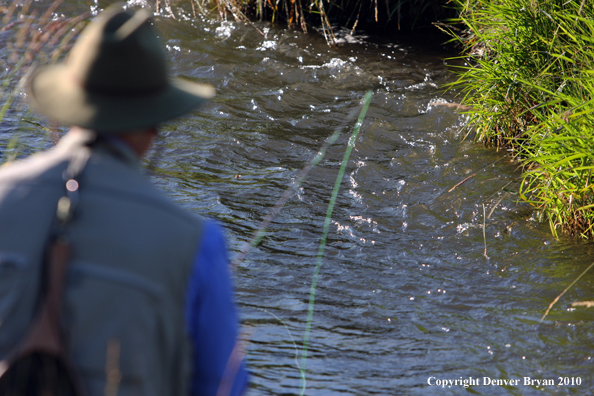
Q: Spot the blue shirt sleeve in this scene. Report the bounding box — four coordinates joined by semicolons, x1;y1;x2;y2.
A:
185;220;249;396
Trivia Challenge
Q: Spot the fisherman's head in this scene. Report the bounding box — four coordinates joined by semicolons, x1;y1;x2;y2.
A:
28;5;214;137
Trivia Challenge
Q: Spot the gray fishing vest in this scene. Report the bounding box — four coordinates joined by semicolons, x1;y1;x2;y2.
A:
0;129;203;396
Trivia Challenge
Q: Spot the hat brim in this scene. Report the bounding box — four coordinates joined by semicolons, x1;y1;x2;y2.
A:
28;64;215;133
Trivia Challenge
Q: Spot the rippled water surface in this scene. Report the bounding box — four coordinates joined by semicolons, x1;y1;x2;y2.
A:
2;2;594;394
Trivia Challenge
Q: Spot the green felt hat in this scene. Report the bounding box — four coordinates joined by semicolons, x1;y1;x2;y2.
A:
28;6;215;133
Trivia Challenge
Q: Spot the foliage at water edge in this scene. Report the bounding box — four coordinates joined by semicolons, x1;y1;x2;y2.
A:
447;0;594;239
0;0;90;163
188;0;456;39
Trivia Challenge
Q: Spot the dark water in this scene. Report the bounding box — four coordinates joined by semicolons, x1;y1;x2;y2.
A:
2;2;594;395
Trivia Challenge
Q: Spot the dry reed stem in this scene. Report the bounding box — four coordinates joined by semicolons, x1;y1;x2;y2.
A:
21;119;51;131
482;203;488;259
350;1;363;34
51;20;88;63
190;0;197;18
431;102;473;111
447;172;477;193
541;260;594;322
571;301;594;308
297;0;307;32
163;0;178;19
48;12;90;46
2;1;19;25
19;0;34;17
447;157;505;193
0;21;23;33
39;0;63;27
487;193;506;219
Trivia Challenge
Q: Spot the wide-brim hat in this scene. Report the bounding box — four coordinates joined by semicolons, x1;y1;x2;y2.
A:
28;6;215;133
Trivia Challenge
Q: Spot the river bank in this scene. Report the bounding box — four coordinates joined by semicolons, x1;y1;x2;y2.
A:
447;0;594;239
181;0;594;241
176;0;456;37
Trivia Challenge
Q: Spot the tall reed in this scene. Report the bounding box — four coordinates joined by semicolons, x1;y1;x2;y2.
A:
187;0;455;42
447;0;594;239
0;0;90;164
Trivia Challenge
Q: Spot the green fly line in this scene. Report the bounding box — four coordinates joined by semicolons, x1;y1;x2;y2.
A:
232;90;374;270
299;90;373;395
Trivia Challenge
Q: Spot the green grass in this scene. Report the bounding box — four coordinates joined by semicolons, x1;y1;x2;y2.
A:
446;0;594;239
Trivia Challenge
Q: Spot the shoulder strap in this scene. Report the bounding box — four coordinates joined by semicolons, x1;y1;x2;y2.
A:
0;146;92;396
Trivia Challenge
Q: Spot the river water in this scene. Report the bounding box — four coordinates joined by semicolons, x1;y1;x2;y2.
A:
2;2;594;395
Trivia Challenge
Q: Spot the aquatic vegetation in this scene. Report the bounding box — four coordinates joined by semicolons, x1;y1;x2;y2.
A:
447;0;594;239
188;0;456;41
541;260;594;322
0;0;90;163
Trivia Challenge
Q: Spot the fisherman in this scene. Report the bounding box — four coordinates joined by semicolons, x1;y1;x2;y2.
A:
0;6;247;396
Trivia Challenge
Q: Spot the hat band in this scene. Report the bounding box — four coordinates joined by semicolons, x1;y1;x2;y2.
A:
83;80;169;97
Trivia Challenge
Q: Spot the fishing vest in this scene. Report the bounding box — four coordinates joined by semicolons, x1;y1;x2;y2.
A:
0;129;203;396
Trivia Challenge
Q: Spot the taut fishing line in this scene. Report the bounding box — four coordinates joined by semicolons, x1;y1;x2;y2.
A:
223;91;373;396
231;91;374;270
299;91;373;395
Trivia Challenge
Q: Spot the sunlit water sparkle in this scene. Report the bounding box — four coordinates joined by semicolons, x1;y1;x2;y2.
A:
1;2;593;395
